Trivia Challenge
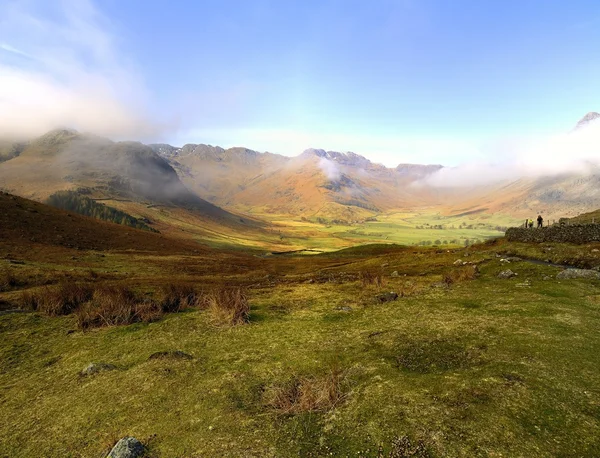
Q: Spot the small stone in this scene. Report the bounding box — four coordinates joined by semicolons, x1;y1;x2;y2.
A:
80;362;116;377
107;436;145;458
335;306;353;312
381;263;389;267
592;249;599;253
506;256;522;262
390;271;399;277
497;269;517;279
453;259;463;266
375;292;399;303
543;276;552;281
500;258;510;263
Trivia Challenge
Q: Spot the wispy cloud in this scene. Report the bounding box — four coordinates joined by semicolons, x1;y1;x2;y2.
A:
0;0;164;140
420;118;600;187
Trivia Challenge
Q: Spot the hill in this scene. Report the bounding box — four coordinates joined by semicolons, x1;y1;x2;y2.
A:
0;191;201;256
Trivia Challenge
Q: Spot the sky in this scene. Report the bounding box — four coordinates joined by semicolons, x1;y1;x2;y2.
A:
1;0;600;168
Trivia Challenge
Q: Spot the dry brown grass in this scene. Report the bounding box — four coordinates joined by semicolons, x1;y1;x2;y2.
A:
264;368;347;414
75;286;161;330
359;270;385;289
0;269;18;292
443;265;478;285
205;287;249;326
34;283;94;316
159;283;201;313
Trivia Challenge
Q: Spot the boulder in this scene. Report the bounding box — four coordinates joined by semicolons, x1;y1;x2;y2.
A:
556;269;600;280
80;362;116;377
107;437;145;458
497;269;517;279
453;259;463;266
376;292;399;303
390;271;399;277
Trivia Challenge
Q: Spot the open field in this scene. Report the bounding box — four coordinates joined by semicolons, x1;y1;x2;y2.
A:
263;210;521;252
2;235;600;456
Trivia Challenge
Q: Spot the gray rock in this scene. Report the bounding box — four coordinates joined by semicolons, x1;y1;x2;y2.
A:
390;271;399;277
497;269;517;279
556;269;600;280
80;362;116;377
107;437;145;458
430;282;448;289
543;275;552;281
376;292;399;303
506;256;522;262
335;306;353;312
453;259;463;266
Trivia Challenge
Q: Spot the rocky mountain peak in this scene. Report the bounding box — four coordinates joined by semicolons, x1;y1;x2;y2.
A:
575;112;600;129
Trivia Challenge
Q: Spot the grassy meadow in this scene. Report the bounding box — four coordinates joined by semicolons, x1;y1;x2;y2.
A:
2;238;600;456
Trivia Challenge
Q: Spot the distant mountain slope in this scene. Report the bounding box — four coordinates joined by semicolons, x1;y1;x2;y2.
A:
0;129;252;228
0;191;200;254
152;143;445;219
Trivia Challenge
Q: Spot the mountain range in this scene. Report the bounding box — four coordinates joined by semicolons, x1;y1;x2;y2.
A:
0;112;599;231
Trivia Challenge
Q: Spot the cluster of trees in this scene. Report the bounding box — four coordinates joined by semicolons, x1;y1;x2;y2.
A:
47;191;158;233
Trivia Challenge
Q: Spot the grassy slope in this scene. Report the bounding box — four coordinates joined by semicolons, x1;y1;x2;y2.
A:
2;238;600;456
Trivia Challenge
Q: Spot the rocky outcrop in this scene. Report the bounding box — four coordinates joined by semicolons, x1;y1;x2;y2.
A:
556;269;600;280
505;225;600;244
107;437;145;458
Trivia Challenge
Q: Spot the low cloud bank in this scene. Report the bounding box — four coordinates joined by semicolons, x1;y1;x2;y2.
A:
421;119;600;187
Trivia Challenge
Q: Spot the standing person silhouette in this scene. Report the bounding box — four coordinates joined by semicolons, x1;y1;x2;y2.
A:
537;215;543;228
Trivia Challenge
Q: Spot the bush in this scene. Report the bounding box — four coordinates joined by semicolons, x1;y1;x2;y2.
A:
443;265;478;285
205;287;249;326
359;270;385;289
36;283;94;316
264;368;347;414
75;286;161;329
159;283;201;313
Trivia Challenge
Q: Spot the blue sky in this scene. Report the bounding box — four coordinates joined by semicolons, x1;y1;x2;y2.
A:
1;0;600;166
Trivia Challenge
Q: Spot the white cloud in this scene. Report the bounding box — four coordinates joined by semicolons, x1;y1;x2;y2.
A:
318;157;341;181
421;119;600;187
0;0;162;140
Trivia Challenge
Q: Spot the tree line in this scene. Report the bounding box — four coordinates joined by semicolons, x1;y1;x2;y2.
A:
47;191;159;233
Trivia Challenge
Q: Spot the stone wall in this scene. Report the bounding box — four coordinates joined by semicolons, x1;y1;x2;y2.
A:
505;224;600;244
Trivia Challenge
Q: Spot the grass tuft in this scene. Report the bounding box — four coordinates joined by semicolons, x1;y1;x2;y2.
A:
205;287;250;326
159;283;201;313
263;368;348;414
0;269;18;292
35;283;94;316
75;286;161;329
443;265;478;285
359;270;385;289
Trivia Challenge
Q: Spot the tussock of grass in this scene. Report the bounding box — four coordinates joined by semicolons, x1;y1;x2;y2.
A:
205;287;249;326
35;283;94;316
359;269;385;289
263;368;348;414
159;283;201;313
75;286;161;329
0;269;18;292
443;265;478;285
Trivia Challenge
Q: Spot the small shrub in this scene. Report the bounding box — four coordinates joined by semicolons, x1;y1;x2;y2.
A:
0;269;18;291
205;287;249;326
359;270;385;289
443;265;478;285
159;283;201;313
37;283;94;316
75;286;161;329
264;368;347;414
